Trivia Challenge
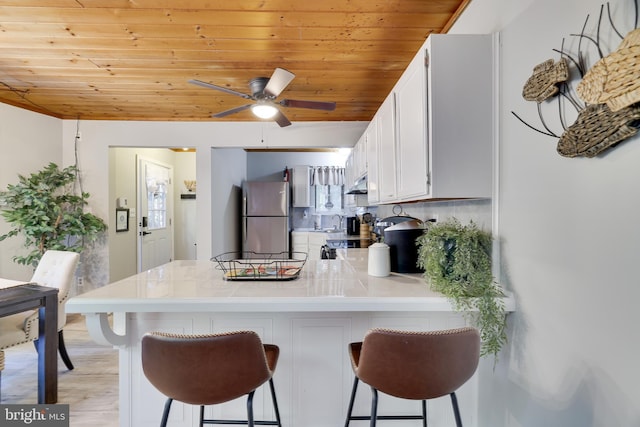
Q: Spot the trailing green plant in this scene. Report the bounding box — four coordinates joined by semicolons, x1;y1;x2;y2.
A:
0;162;107;267
416;218;507;360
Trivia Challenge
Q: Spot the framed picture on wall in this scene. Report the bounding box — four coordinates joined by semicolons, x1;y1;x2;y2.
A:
116;208;129;232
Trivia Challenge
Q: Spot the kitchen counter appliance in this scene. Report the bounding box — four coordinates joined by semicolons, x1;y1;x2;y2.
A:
383;219;426;273
242;181;290;258
346;216;360;235
320;244;337;259
372;214;419;237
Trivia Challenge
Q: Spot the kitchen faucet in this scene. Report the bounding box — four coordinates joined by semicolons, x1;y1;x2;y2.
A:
332;214;344;230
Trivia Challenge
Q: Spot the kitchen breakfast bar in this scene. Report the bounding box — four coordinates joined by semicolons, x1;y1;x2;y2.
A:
66;249;514;427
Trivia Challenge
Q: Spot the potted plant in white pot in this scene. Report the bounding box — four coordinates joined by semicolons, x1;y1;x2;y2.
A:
0;162;107;267
416;218;507;360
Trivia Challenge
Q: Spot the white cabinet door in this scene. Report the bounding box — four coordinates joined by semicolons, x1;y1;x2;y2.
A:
376;93;397;203
395;49;429;200
307;232;327;260
292;166;313;207
345;135;366;193
344;152;353;191
291;231;309;260
355;136;367;179
365;116;379;205
425;34;493;199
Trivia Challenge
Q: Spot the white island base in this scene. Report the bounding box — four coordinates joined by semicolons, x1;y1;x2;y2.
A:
68;254;514;427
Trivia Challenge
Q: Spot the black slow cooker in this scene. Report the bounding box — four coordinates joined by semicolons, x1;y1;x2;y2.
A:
382;218;425;273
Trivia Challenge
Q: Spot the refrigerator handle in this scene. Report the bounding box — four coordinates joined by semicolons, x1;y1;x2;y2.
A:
242;190;248;217
242;217;247;246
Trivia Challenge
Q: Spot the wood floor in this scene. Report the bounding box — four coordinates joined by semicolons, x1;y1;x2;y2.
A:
1;314;119;426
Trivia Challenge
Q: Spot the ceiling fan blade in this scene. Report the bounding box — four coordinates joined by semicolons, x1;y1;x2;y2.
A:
263;68;295;98
273;110;292;127
212;104;253;118
189;79;252;100
280;99;336;111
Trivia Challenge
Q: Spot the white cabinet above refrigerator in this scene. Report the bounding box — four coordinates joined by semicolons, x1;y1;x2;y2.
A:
291;165;314;207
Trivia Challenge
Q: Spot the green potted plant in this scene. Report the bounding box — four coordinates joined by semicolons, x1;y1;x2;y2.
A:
0;162;107;267
416;218;507;360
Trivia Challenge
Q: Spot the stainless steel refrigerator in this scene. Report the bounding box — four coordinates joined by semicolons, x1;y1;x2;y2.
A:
242;181;290;257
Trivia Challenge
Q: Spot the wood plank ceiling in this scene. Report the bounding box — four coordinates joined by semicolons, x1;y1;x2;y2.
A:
0;0;470;124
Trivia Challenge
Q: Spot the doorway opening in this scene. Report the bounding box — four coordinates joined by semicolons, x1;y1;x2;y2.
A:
109;147;196;282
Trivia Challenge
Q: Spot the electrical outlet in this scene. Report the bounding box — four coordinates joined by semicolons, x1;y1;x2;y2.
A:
77;276;84;287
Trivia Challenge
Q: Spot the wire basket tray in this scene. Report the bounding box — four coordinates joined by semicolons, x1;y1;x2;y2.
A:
212;251;308;281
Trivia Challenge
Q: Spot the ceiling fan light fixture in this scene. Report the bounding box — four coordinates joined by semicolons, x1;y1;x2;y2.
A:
251;102;278;119
189;68;335;127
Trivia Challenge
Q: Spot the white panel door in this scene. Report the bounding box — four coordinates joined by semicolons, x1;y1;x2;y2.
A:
138;157;174;272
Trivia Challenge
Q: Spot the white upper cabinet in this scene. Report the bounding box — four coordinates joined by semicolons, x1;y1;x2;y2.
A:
354;136;367;180
363;34;494;204
423;34;493;199
292;165;314;207
344;134;367;194
395;49;429;200
344;151;354;191
365;115;379;205
376;92;398;203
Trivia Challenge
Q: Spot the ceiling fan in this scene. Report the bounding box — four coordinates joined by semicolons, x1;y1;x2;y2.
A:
189;68;336;127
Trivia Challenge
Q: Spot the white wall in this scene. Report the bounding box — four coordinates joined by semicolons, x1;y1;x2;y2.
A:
452;0;640;425
173;151;197;260
211;148;247;256
0;104;62;280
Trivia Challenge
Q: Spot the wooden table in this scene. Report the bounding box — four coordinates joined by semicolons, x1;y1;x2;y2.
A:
0;283;58;403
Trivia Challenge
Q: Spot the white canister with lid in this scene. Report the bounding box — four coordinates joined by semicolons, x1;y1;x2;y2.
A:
368;242;391;277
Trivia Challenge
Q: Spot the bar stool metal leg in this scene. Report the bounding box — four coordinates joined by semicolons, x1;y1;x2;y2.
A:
246;390;256;427
370;387;379;427
451;392;463;427
160;398;173;427
268;378;282;427
344;376;360;427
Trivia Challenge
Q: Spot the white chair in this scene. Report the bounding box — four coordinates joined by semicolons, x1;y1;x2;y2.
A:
0;250;81;388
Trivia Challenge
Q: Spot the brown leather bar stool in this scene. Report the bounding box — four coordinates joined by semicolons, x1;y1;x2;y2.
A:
344;327;480;427
141;330;282;427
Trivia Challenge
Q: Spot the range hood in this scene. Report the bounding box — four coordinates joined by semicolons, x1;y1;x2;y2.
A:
346;175;368;194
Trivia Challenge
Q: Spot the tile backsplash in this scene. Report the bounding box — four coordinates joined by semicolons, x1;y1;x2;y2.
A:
371;198;492;231
292;198;491;232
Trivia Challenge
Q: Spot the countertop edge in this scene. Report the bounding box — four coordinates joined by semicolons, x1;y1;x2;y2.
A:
66;294;515;313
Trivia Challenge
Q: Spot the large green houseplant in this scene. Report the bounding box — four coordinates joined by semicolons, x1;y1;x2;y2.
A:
0;162;107;267
416;218;507;360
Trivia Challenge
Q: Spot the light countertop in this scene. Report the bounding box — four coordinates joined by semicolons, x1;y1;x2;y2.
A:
67;249;514;314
